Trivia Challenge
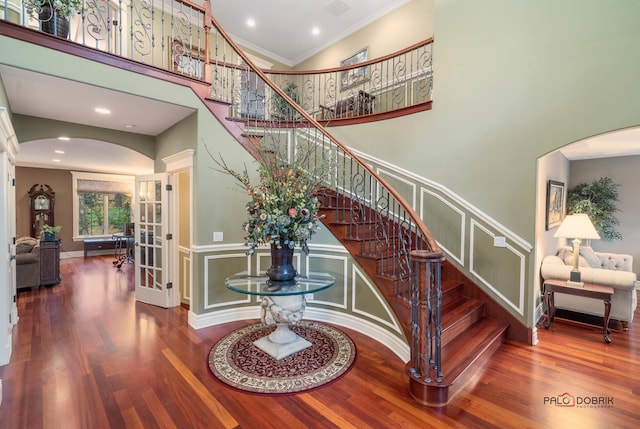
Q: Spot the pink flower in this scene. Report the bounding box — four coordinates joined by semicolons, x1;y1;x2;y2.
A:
289;208;297;216
260;213;267;221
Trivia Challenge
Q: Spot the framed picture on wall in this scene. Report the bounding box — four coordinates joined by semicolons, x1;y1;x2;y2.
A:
545;180;565;230
340;47;370;90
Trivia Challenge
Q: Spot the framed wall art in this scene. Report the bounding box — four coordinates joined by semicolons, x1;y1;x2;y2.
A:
340;47;370;90
545;180;565;230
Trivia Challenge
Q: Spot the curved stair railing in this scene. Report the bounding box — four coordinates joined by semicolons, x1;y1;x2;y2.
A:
203;12;446;398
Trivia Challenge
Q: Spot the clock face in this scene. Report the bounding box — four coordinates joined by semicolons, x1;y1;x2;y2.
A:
34;195;50;210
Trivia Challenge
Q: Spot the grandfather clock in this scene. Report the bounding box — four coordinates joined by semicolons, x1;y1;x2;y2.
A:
28;184;55;238
27;184;61;286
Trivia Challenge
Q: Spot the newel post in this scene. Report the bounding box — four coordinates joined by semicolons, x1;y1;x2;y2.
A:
203;0;212;84
409;249;445;384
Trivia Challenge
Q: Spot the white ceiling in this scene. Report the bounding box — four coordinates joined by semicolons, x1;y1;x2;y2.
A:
558;127;640;161
3;1;640;176
210;0;412;67
1;65;195;175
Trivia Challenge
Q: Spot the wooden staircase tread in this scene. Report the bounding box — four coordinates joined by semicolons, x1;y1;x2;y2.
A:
441;298;483;325
432;318;508;386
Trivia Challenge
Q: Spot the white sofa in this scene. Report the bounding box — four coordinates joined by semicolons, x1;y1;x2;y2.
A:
540;246;638;324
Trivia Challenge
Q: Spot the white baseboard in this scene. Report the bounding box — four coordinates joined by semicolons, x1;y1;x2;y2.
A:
61;250;115;259
188;306;410;362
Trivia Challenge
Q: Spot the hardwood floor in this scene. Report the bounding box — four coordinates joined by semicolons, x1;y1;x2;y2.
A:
1;256;638;428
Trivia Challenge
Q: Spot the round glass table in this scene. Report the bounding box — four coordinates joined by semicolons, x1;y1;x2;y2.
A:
225;273;335;360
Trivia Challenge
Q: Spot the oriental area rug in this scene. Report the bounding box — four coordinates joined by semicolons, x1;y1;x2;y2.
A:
207;321;356;394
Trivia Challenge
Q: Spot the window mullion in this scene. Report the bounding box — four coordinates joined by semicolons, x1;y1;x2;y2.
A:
103;195;109;236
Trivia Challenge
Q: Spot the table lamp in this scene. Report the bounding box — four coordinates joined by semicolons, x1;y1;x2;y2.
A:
553;213;601;287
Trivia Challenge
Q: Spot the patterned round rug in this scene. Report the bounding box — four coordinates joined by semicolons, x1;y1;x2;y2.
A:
207;321;357;394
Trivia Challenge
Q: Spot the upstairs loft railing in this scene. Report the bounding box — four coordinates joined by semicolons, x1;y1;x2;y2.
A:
3;0;209;71
1;0;445;393
262;40;433;121
206;37;433;122
1;0;432;122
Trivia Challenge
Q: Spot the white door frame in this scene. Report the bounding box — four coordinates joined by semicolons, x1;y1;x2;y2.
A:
0;107;19;366
162;150;194;309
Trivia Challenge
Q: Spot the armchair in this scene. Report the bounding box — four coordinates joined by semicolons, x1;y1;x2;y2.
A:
16;237;41;290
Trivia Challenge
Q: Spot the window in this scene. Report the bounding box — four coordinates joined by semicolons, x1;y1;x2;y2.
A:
71;172;134;239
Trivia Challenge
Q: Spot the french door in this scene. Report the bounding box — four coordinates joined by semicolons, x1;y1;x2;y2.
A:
134;173;173;307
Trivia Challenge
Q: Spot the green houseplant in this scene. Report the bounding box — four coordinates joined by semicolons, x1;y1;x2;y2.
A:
566;176;622;241
27;0;82;37
272;82;301;120
40;224;62;241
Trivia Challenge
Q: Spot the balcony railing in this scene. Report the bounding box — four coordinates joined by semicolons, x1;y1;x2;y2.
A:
2;0;431;121
3;0;209;72
1;0;443;396
264;40;433;121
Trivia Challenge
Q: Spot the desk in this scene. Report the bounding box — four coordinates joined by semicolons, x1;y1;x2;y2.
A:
112;233;134;266
226;273;335;360
543;279;614;343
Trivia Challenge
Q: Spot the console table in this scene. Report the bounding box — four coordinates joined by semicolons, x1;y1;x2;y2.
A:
543;279;614;343
40;239;61;286
225;273;335;360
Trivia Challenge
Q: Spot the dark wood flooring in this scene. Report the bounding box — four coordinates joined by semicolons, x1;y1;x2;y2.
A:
0;256;638;428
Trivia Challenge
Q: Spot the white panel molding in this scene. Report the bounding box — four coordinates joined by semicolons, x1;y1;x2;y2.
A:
469;219;526;315
376;167;417;208
352;265;402;334
203;253;251;310
419;187;466;266
350;148;532;252
180;248;191;302
306;253;349;309
188;306;410;363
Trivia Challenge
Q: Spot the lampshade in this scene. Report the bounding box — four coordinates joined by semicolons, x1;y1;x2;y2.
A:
553;214;601;240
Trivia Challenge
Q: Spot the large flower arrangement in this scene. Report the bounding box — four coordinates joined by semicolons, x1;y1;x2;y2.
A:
212;146;327;255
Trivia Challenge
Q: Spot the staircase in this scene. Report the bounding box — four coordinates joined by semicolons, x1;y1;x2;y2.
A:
201;22;510;406
317;191;508;407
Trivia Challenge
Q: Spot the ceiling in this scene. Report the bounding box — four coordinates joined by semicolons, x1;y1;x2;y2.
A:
210;0;411;67
3;1;640;176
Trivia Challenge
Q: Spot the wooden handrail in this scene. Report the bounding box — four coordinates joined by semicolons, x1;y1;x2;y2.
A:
266;37;434;76
206;13;440;254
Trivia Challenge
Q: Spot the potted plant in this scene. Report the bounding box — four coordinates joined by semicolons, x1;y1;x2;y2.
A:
566;176;622;241
40;224;62;241
210;142;329;282
272;82;301;120
26;0;82;38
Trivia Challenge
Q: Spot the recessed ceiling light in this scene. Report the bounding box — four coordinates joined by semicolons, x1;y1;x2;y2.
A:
125;124;136;129
54;150;65;154
95;107;111;114
312;27;320;36
52;159;61;163
247;18;256;27
58;136;70;141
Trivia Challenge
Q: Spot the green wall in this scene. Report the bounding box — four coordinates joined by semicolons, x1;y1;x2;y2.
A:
335;0;640;241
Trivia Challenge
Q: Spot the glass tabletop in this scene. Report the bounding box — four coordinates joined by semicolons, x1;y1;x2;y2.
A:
225;272;335;296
